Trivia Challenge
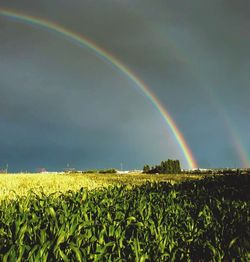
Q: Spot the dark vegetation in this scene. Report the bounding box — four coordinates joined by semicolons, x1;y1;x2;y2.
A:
184;168;250;175
0;174;249;261
98;169;117;174
143;159;181;174
69;169;117;174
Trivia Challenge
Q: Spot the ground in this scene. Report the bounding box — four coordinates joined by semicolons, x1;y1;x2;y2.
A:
0;172;202;200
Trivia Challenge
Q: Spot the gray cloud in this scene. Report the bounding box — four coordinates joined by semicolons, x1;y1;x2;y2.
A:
0;0;249;170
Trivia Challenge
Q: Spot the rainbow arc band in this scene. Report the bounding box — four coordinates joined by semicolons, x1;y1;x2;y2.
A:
0;8;197;169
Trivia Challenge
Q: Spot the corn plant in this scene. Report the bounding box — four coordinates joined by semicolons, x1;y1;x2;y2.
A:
0;175;249;261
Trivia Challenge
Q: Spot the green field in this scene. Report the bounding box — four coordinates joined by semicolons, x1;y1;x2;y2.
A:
0;173;249;261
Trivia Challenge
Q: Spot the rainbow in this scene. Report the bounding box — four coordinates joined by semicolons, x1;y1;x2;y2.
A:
163;32;250;167
206;88;250;167
0;8;197;168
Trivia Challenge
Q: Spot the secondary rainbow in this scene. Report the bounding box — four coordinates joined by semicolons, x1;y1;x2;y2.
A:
0;8;197;169
149;26;249;167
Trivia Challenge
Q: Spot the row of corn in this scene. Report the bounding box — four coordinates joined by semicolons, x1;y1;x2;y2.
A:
0;174;249;261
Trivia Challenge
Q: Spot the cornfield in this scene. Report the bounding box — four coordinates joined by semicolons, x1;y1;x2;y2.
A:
0;173;201;200
0;174;249;261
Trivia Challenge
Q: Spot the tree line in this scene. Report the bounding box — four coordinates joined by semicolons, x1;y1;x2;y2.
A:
143;159;181;174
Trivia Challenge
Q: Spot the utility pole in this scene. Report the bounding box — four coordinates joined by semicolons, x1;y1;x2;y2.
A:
120;162;123;171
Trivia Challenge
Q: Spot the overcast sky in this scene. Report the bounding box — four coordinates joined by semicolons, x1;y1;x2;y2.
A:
0;0;250;171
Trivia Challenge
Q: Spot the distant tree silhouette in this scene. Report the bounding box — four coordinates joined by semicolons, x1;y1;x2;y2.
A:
143;165;150;174
143;159;181;174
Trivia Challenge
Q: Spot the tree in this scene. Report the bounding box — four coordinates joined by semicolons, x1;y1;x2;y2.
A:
143;165;151;173
175;160;181;173
142;159;181;174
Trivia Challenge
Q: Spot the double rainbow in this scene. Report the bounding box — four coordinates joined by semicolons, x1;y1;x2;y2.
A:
0;8;197;169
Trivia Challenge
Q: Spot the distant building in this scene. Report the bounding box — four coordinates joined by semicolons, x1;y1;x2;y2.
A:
116;169;143;174
128;170;143;173
0;164;8;173
37;168;48;173
116;170;129;174
63;167;76;173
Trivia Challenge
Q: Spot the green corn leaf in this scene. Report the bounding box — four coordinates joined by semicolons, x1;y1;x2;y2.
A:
69;244;83;262
58;248;70;262
229;237;238;249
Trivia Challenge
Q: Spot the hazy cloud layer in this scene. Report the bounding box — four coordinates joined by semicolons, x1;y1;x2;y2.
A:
0;0;249;170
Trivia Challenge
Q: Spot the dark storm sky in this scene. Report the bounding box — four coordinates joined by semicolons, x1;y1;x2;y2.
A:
0;0;250;171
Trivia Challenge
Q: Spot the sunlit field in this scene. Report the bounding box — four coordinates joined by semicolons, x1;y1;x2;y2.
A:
0;172;202;200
